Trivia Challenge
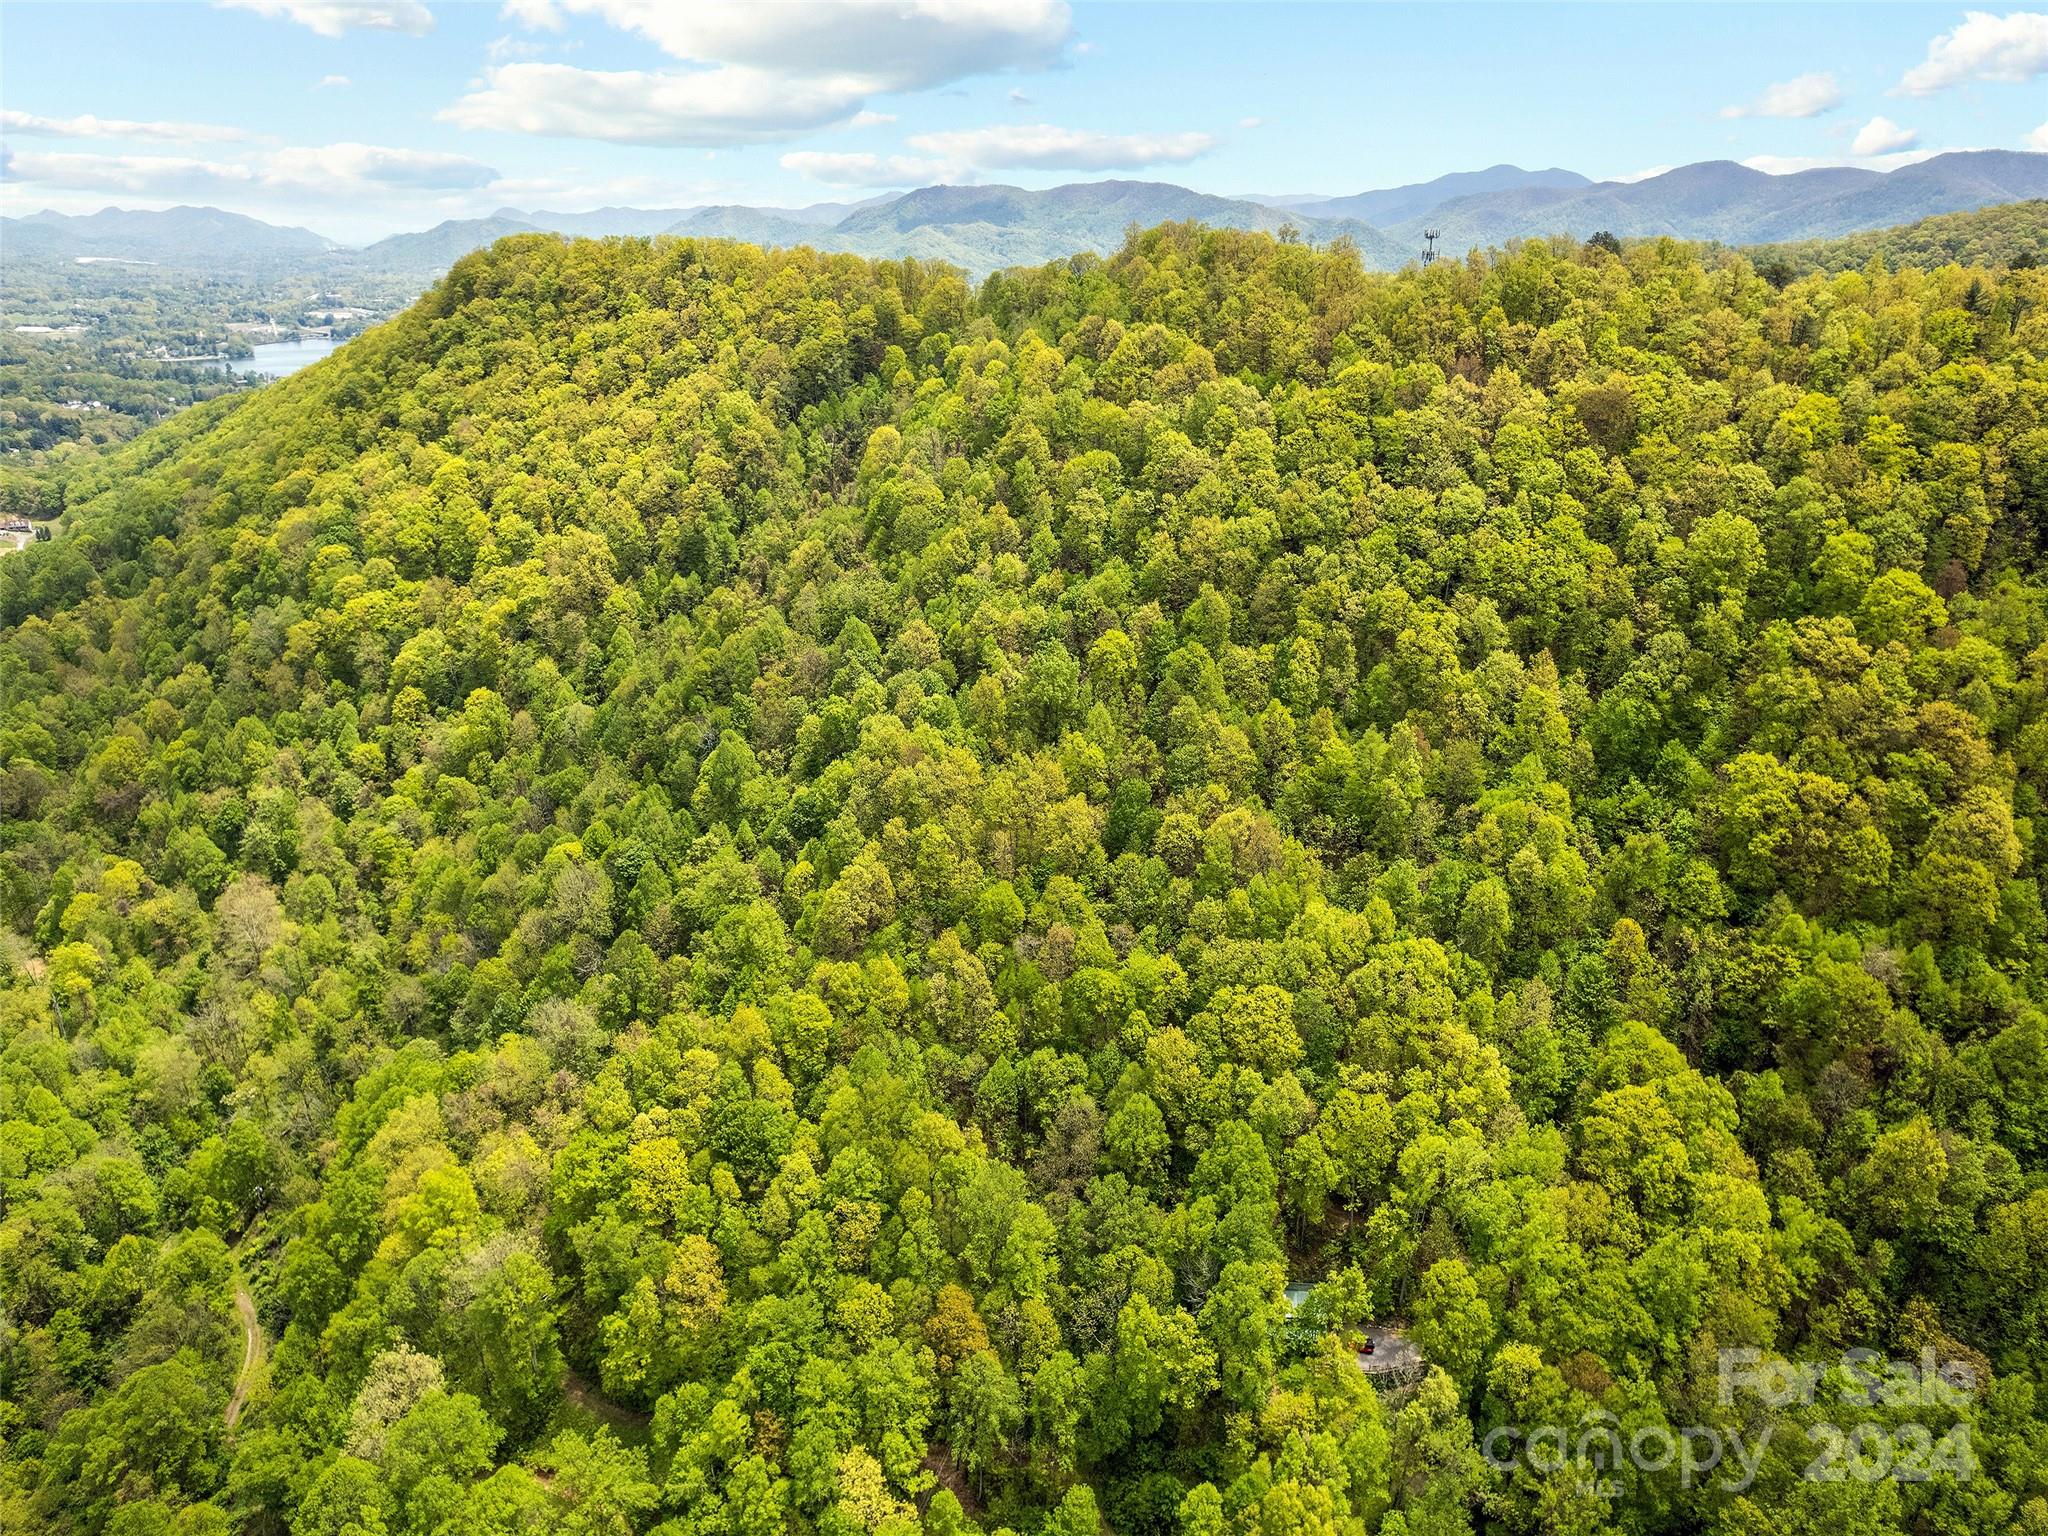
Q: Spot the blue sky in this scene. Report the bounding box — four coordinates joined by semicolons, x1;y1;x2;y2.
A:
3;2;2045;243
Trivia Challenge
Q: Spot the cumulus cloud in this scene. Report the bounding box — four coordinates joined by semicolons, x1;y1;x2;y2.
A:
905;122;1216;170
456;0;1073;145
1720;71;1843;119
266;143;497;190
510;0;1070;90
3;141;495;198
0;109;253;142
780;119;1218;186
441;63;875;146
2030;120;2048;150
500;0;563;28
849;110;899;128
1851;116;1919;155
778;150;954;187
485;168;729;207
2;151;260;197
1898;10;2048;94
217;0;434;37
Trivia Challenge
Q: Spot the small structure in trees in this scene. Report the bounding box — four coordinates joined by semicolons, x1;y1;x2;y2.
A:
1355;1324;1426;1386
1285;1275;1428;1386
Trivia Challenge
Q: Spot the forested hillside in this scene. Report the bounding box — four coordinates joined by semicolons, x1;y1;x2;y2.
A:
4;223;2048;1536
1748;199;2048;279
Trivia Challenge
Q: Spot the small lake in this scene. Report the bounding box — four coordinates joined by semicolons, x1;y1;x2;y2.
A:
224;336;342;378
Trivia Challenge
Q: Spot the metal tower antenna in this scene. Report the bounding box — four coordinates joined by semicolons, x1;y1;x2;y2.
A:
1421;229;1440;267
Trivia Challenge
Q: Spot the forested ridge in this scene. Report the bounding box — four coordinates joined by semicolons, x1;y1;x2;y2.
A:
1746;200;2047;282
3;222;2048;1536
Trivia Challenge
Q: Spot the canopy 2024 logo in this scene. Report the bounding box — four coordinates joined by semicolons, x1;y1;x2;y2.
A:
1479;1350;1979;1497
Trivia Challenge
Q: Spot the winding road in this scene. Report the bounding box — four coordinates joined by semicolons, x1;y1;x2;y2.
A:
225;1281;264;1429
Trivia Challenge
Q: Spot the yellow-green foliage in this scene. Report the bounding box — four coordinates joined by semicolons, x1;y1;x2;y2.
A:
4;225;2048;1536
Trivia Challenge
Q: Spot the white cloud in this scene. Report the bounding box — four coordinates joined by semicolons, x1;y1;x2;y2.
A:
487;34;545;62
849;110;898;128
1898;10;2048;95
1741;148;1946;175
905;122;1216;171
509;0;1071;90
784;119;1218;185
217;0;434;37
2;151;261;197
442;63;874;145
1851;115;1918;155
779;150;953;187
317;74;352;89
266;143;498;191
500;0;563;29
470;168;735;212
1611;164;1675;183
462;0;1073;146
1720;71;1843;119
1238;116;1264;130
3;141;496;198
0;109;252;143
2029;120;2048;150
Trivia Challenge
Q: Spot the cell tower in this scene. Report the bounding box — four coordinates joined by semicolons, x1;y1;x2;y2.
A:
1421;229;1440;267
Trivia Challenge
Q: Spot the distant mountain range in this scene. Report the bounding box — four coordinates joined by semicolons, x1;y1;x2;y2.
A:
1281;163;1594;226
8;151;2046;283
1382;151;2048;250
7;204;338;267
338;182;1410;273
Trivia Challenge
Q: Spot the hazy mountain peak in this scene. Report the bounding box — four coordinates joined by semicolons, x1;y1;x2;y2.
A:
1290;165;1593;225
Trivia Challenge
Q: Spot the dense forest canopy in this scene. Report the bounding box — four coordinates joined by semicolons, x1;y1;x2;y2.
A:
3;221;2048;1536
1746;199;2048;280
